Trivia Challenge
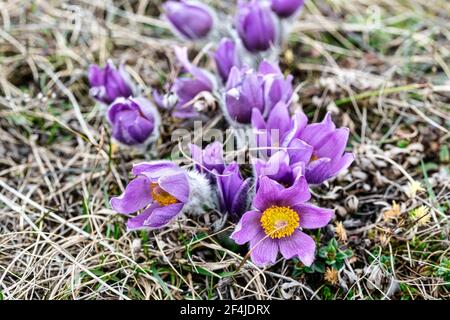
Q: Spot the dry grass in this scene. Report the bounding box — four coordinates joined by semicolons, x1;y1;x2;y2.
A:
0;0;449;300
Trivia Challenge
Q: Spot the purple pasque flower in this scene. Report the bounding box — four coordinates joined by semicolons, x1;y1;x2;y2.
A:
189;141;225;175
110;161;189;230
88;60;134;105
258;60;293;113
231;176;333;267
225;66;265;124
107;97;160;146
170;47;215;118
216;163;251;221
236;0;277;52
214;38;241;83
298;112;355;184
253;149;304;189
188;142;250;220
163;0;214;40
271;0;304;18
251;102;312;161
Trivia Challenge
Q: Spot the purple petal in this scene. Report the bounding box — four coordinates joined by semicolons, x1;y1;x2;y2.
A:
305;158;332;185
249;230;279;267
299;112;336;149
329;152;355;177
110;176;152;214
278;229;315;266
230;210;262;245
315;127;349;159
266;102;291;140
252;176;284;211
294;203;334;229
126;203;158;231
143;203;185;228
132;161;180;177
158;172;189;203
278;175;311;206
286;138;313;165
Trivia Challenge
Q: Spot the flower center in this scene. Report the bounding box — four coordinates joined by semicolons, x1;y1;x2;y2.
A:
310;153;319;162
150;183;178;206
260;206;299;239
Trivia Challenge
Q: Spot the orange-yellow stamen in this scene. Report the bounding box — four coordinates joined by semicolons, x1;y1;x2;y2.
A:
150;183;178;206
310;153;319;162
260;206;299;239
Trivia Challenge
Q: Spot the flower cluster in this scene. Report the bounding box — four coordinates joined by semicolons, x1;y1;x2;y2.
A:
88;61;160;147
93;0;355;268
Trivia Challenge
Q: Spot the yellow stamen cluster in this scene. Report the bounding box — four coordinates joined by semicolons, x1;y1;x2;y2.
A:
150;183;178;206
260;206;299;239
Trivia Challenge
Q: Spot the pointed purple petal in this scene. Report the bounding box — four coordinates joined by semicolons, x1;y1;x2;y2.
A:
230;210;262;245
110;176;152;214
294;203;334;229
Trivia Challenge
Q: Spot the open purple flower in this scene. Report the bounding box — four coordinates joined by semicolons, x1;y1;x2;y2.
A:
271;0;304;18
225;66;264;124
107;97;160;146
231;176;333;267
110;161;189;230
214;38;241;83
88;61;134;105
163;0;214;40
170;47;215;118
299;112;355;184
236;0;277;52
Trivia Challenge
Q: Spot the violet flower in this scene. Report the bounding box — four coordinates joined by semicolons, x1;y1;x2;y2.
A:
110;161;189;230
271;0;304;18
189;142;250;220
170;47;215;118
214;38;241;83
88;61;134;105
189;141;225;175
107;97;160;146
258;60;293;113
236;0;277;52
251;102;311;161
163;0;214;40
225;66;264;124
298;112;355;184
216;163;250;221
253;150;304;189
231;176;333;267
110;161;213;230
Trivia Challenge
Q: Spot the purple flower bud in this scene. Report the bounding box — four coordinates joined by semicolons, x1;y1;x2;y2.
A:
271;0;304;18
171;47;215;118
236;0;277;52
189;141;225;175
216;163;250;221
259;60;293;113
252;102;309;160
88;61;134;105
225;66;264;123
299;112;355;184
163;0;214;40
110;161;190;230
107;97;160;146
253;150;304;189
214;38;241;83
